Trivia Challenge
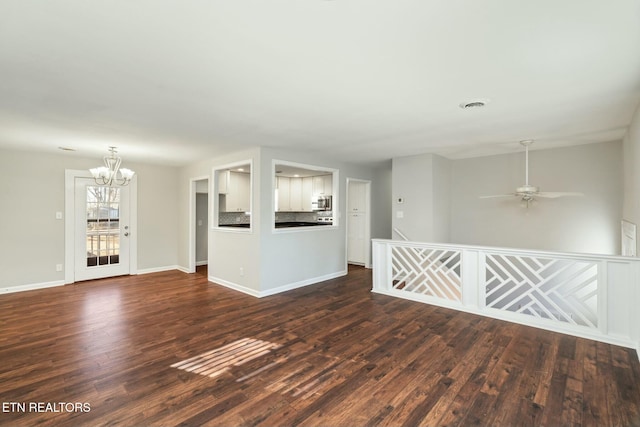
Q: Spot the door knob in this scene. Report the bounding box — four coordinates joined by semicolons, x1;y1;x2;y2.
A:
124;232;130;237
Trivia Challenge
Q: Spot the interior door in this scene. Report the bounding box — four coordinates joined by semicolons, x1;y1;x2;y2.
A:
347;212;366;264
75;178;130;281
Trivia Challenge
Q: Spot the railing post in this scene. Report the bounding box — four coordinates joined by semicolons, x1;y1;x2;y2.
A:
598;260;608;336
372;240;390;292
461;249;480;310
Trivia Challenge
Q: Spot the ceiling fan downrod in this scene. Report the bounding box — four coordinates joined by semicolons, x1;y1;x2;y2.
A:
516;140;538;195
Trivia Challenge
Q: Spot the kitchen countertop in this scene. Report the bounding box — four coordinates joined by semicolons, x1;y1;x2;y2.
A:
220;222;333;229
275;221;332;228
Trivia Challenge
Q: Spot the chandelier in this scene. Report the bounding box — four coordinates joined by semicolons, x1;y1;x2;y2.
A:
89;146;135;186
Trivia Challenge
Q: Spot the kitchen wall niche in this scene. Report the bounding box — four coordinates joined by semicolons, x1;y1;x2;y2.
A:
213;160;252;231
273;160;338;231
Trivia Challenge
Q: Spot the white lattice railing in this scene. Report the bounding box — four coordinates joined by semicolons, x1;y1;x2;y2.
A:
373;239;640;354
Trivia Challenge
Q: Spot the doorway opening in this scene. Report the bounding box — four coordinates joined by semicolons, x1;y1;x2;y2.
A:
190;176;210;274
346;178;372;268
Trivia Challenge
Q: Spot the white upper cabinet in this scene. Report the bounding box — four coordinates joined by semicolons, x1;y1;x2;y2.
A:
276;177;291;211
225;171;250;212
289;177;302;211
277;176;313;212
273;161;338;224
218;170;229;194
312;175;333;196
301;177;313;211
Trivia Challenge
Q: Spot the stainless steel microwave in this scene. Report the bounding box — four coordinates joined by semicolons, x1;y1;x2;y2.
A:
312;195;332;211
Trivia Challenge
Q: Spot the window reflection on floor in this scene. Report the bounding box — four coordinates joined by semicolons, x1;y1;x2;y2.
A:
171;338;281;378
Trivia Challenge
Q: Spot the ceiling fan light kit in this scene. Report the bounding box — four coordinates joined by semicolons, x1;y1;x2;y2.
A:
480;140;583;207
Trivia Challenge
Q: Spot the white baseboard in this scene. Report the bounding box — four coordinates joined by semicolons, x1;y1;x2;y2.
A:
208;276;261;297
208;270;348;298
259;270;348;297
196;261;208;267
0;280;65;295
137;265;187;275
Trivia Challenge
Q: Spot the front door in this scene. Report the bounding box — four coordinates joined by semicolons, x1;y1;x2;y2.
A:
74;178;131;281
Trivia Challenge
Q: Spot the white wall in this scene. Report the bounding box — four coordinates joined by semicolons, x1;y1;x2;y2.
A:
371;160;393;240
391;153;451;243
258;147;377;293
623;103;640;256
622;101;640;357
0;148;180;289
392;153;434;241
432;154;452;243
450;141;623;255
178;148;262;292
177;146;390;295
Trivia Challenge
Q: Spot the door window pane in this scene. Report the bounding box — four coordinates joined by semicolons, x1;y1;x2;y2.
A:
86;186;121;267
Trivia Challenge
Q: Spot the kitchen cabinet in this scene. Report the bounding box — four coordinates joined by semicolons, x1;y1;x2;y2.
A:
348;181;367;212
312;175;332;196
224;171;250;212
217;170;229;194
276;176;313;212
290;177;302;211
300;177;313;211
276;177;291;211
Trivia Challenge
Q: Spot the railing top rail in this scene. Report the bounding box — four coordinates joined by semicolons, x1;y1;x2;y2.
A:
372;238;640;264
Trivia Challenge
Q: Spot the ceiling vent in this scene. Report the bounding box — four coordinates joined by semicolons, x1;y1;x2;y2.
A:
459;99;490;109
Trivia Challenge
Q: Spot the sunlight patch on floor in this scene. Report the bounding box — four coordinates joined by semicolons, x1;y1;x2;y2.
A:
171;338;281;378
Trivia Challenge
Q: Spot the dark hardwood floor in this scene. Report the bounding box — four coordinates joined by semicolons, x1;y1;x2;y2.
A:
1;265;639;426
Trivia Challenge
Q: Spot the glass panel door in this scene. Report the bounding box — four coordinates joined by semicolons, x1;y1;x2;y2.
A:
86;186;121;267
75;178;130;281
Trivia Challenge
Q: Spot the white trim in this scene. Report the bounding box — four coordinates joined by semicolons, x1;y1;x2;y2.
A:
208;276;261;297
346;177;372;268
259;270;348;297
0;280;65;295
212;159;253;232
271;159;340;233
189;175;210;274
371;238;640;263
129;176;138;274
196;261;208;267
64;170;138;284
272;225;338;234
137;265;187;275
209;270;348;298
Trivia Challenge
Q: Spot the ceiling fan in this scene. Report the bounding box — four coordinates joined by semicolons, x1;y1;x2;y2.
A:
480;140;583;206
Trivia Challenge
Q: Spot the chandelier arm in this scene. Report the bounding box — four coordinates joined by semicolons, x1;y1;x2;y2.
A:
90;147;135;186
103;154;122;187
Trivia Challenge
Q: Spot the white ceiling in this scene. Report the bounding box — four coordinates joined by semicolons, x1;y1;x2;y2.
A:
1;1;639;166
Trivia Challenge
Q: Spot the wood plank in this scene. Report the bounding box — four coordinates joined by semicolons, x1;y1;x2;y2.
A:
0;265;638;426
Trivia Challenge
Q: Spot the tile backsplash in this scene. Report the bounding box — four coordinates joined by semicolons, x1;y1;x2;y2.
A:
219;211;333;225
219;212;251;225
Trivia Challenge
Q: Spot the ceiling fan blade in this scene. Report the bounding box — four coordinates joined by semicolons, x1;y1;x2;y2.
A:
479;194;517;199
536;192;584;199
